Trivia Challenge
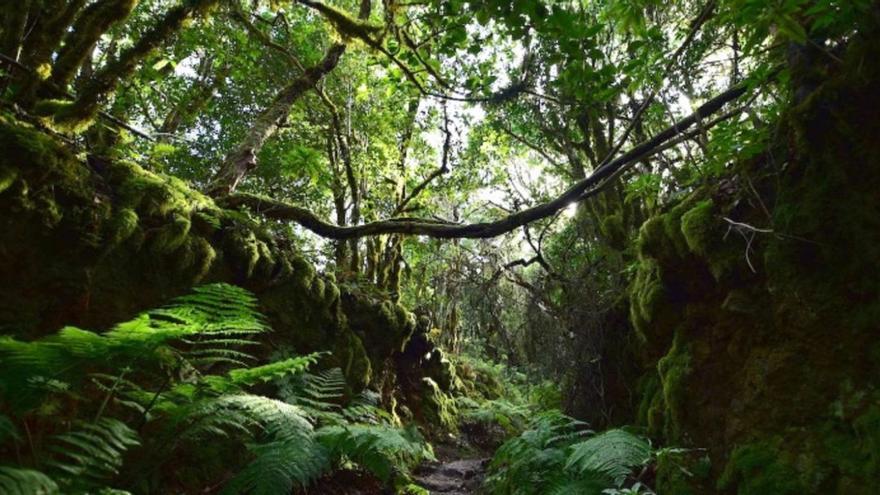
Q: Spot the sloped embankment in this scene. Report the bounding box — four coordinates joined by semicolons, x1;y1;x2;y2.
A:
630;29;880;493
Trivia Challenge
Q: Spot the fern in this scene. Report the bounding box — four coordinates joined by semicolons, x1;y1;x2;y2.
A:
459;397;531;434
316;424;434;482
175;393;326;493
278;367;347;423
200;353;322;394
0;283;268;411
484;411;654;495
222;438;330;494
342;390;393;424
0;283;426;494
45;418;139;491
565;429;651;486
0;466;59;495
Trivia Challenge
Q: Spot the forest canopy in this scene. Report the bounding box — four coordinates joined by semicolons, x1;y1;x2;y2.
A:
3;0;867;247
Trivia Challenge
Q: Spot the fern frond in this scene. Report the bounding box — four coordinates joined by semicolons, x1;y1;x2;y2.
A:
342;390;393;424
0;466;58;495
277;366;346;423
316;424;433;482
565;429;651;486
45;418;139;489
230;355;321;389
544;474;610;495
187;394;313;442
460;398;531;433
484;410;595;495
0;284;269;411
222;438;330;495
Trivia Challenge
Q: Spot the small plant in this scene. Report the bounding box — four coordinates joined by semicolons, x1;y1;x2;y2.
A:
483;410;655;495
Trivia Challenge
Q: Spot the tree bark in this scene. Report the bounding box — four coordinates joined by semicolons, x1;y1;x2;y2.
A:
59;0;220;128
206;43;347;196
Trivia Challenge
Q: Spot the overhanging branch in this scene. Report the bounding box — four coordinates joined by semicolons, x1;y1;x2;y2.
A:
220;80;757;239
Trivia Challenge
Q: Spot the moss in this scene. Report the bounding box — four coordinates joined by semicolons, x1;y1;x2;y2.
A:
110;160;211;217
33;99;97;134
721;289;757;315
149;213;191;254
224;227;263;278
192;209;221;233
662;199;694;258
629;256;669;344
680;199;715;257
332;330;372;391
599;211;626;249
718;438;806;494
344;292;418;373
107;207;139;245
416;377;458;433
656;330;691;440
0;113;389;406
656;450;711;495
306;1;383;41
48;0;139;87
0;113;90;191
636;373;664;435
0;166;18;194
177;236;216;282
821;403;880;490
635;214;668;260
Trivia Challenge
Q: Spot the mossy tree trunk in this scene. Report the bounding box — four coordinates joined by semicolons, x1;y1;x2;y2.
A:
48;0;139;90
50;0;220;129
206;43;347;196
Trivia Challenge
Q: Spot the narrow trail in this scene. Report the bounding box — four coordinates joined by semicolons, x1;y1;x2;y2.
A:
413;442;489;494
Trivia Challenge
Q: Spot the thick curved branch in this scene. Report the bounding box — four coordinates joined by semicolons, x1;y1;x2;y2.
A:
220;81;754;239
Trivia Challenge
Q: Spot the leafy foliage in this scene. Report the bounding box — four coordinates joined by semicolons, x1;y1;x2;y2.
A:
0;466;59;495
484;411;654;495
45;419;140;490
316;423;434;483
0;283;431;493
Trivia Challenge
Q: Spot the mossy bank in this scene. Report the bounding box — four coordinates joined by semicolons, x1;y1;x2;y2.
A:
629;27;880;494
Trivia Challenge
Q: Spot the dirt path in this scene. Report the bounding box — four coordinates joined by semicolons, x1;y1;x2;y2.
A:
413;455;489;494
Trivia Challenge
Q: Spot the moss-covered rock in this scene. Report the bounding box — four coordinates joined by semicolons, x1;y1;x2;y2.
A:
655;449;711;495
628;26;880;493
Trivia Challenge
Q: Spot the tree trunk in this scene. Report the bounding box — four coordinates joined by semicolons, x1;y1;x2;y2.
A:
207;43;347;196
48;0;139;89
57;0;220;128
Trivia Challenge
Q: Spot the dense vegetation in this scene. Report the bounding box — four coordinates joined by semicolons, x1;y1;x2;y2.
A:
1;0;878;493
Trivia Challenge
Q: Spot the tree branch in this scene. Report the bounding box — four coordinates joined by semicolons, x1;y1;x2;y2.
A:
393;103;450;215
220;80;756;239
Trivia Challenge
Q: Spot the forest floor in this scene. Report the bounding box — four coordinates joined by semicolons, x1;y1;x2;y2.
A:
412;441;489;494
413;456;488;493
303;439;490;494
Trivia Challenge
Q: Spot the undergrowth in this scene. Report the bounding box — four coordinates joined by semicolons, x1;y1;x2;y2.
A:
0;283;432;494
447;352;667;494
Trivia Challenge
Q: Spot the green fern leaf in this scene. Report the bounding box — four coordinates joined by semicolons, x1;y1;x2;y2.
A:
0;466;58;495
565;429;651;486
